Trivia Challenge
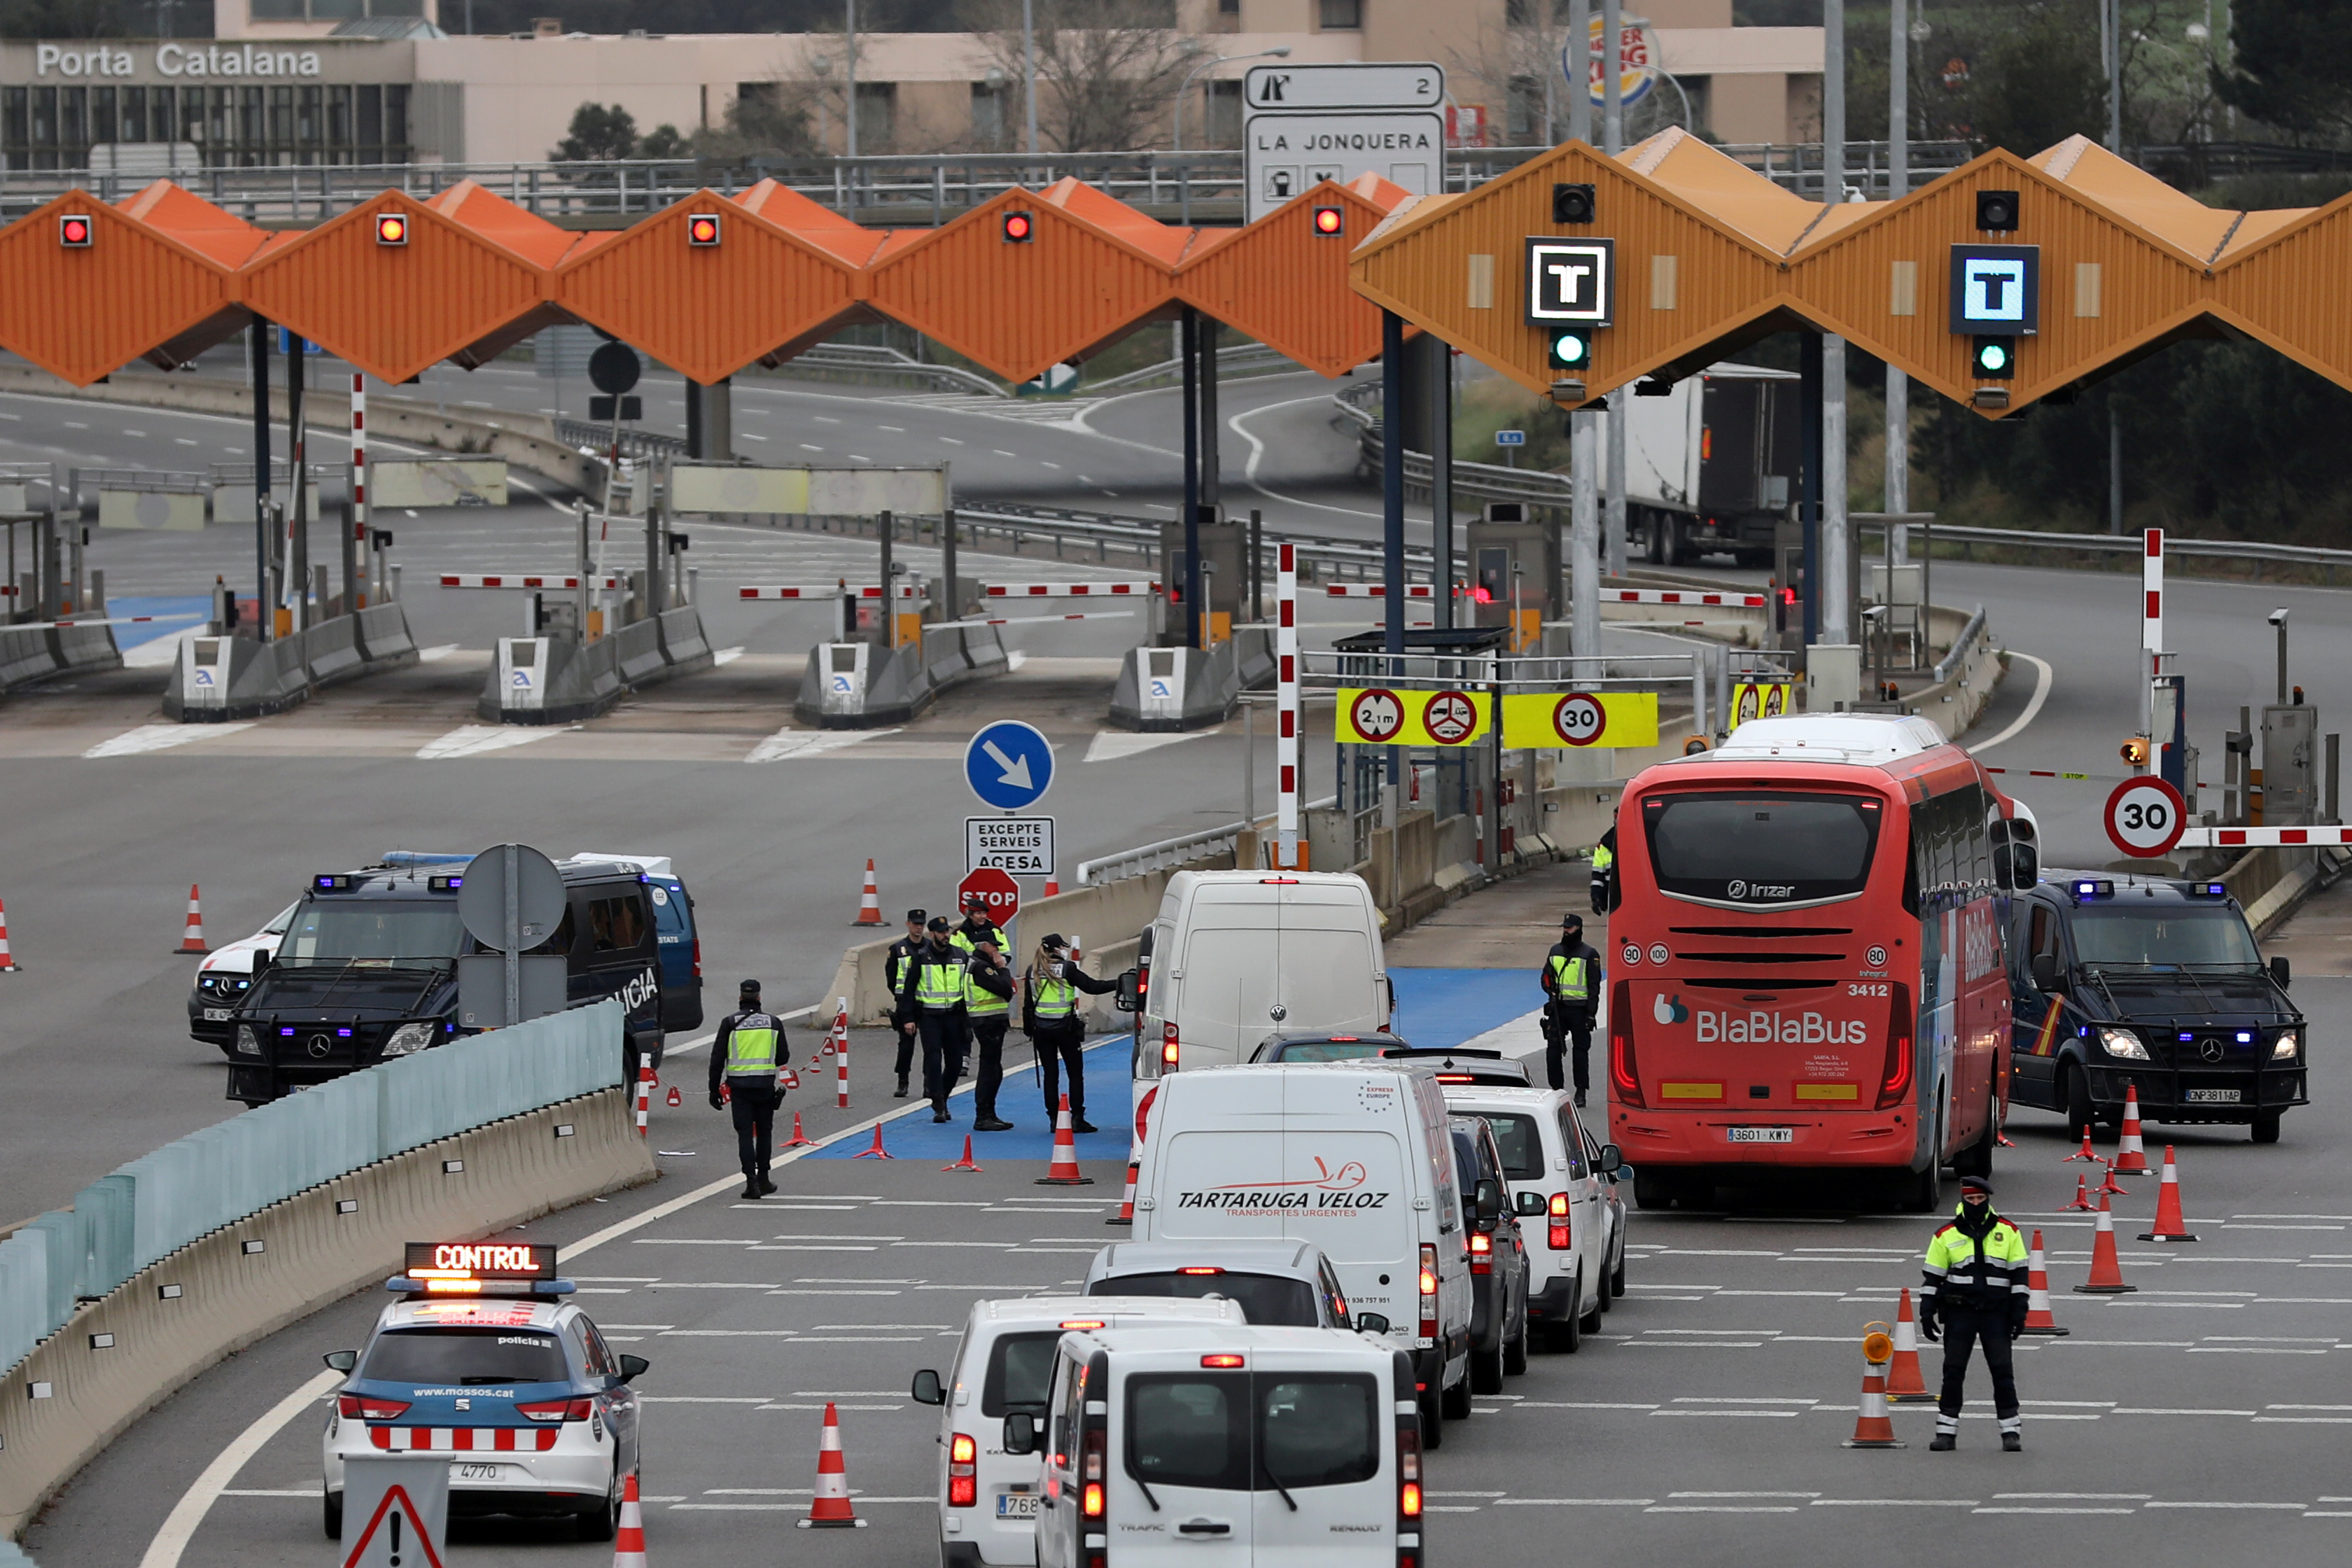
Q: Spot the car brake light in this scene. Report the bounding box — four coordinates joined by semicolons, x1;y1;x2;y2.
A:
1403;1480;1423;1516
1548;1191;1572;1250
515;1396;594;1423
1418;1242;1438;1339
1609;980;1644;1109
949;1432;977;1506
1259;876;1300;884
1469;1231;1492;1275
1059;1319;1107;1330
691;938;701;978
1876;983;1914;1110
1178;1266;1224;1275
338;1394;412;1421
1161;1020;1179;1068
1436;1073;1474;1083
1200;1353;1245;1368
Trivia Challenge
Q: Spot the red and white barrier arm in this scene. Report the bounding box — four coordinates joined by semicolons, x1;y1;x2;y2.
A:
2180;825;2352;848
1605;588;1768;608
982;582;1159;597
1322;583;1465;598
10;613;205;631
442;573;623;590
932;611;1136;629
737;584;918;601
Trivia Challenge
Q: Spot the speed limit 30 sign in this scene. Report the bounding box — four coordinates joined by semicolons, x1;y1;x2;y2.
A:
1552;693;1609;747
2104;776;2186;859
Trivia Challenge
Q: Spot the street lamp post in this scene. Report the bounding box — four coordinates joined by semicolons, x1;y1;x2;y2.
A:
1023;0;1037;158
1172;46;1290;153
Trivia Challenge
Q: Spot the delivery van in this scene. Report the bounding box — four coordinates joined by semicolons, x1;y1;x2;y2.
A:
1009;1324;1422;1568
1128;1062;1474;1444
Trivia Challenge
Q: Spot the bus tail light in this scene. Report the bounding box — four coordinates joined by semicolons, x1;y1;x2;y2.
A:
1161;1020;1180;1068
1875;984;1914;1110
1548;1191;1572;1250
1609;981;1644;1108
948;1433;976;1506
1418;1242;1438;1340
1468;1231;1492;1275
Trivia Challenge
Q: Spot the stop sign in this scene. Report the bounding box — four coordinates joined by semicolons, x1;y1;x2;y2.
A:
957;867;1020;925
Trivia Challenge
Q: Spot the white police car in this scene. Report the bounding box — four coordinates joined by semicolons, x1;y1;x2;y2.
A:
321;1242;647;1542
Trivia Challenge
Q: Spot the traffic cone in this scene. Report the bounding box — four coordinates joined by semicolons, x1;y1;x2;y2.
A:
1035;1094;1093;1186
2064;1127;2098;1163
850;1122;895;1160
794;1404;866;1530
2073;1193;2137;1294
853;860;882;927
2112;1085;2150;1172
944;1135;983;1172
2096;1158;2132;1198
635;1065;654;1137
1841;1329;1906;1448
0;896;18;972
612;1469;648;1567
175;884;208;954
1884;1289;1934;1404
780;1110;815;1149
2138;1145;2200;1242
2064;1172;2095;1212
665;1085;682;1108
1044;876;1060;897
1107;1146;1138;1226
2019;1230;2069;1336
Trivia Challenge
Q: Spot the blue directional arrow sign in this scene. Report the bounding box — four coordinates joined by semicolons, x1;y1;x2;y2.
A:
965;720;1056;812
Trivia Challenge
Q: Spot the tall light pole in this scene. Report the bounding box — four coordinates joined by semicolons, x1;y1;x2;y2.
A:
1602;0;1627;580
1886;0;1911;548
1023;0;1038;157
1565;0;1595;660
845;0;859;160
1819;0;1850;648
1172;46;1289;153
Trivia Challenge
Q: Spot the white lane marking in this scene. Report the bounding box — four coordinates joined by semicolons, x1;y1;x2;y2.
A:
1229;396;1384;519
84;722;253;758
713;646;746;666
415;724;561;759
1082;729;1204;763
1968;651;2052;753
136;1371;342;1568
416;644;462;662
123;626;205;668
745;725;902;762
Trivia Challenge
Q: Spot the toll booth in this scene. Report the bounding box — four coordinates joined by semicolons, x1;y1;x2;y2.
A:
2262;701;2318;826
1464;503;1558;652
1158;510;1245;645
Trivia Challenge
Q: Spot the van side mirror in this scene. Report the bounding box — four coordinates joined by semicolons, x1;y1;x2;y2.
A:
1002;1411;1039;1455
1356;1312;1391;1336
2270;955;2290;990
1596;1144;1623;1175
1515;1189;1548;1217
911;1368;944;1406
1474;1177;1502;1223
618;1354;650;1384
323;1350;358;1373
2029;951;2059;992
1114;969;1141;1012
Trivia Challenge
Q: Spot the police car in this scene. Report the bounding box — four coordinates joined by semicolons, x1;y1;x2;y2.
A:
188;901;296;1054
321;1242;647;1542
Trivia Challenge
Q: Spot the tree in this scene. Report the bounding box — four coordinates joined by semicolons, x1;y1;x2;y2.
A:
2213;0;2352;141
552;102;639;162
639;122;692;159
962;0;1193;153
1961;2;2108;156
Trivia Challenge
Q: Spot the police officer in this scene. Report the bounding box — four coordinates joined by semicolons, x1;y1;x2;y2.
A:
1024;934;1116;1134
886;908;926;1098
1590;828;1616;915
708;979;789;1201
897;917;969;1123
1917;1174;2031;1452
950;894;1009;958
964;937;1016;1132
1540;913;1603;1106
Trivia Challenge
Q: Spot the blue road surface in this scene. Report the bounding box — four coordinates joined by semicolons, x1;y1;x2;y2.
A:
1390;967;1541;1051
106;595;210;648
808;1035;1136;1161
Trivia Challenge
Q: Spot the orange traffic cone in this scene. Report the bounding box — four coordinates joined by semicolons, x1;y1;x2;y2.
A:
2064;1173;2095;1212
612;1469;648;1567
1885;1289;1934;1404
1044;876;1060;897
0;895;18;972
2138;1145;2199;1242
795;1403;866;1530
665;1085;682;1108
850;1122;895;1160
1842;1329;1906;1448
1035;1094;1093;1186
2019;1229;2069;1337
944;1135;983;1172
2112;1085;2150;1172
2096;1158;2131;1198
1107;1147;1138;1226
853;860;882;927
2064;1127;2098;1163
635;1065;654;1138
780;1110;815;1149
175;884;208;954
2073;1193;2137;1294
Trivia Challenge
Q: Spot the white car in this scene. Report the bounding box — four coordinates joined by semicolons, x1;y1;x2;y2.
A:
912;1294;1246;1568
188;900;295;1054
1439;1082;1625;1351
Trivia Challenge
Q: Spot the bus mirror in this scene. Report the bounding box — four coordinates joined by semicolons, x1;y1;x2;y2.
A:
2029;952;2059;992
2011;845;2038;889
1114;969;1141;1011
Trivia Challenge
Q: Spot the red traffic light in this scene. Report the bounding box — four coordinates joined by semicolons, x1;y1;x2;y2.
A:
687;213;721;246
1311;205;1344;237
58;214;92;248
1002;210;1034;243
373;212;408;246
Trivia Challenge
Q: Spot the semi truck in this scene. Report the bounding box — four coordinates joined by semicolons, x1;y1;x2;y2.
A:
1619;362;1800;568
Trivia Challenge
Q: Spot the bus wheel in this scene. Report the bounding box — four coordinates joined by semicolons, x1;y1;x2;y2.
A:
2062;1065;2096;1144
2253;1111;2282;1144
1903;1121;1944;1213
1956;1115;1996;1178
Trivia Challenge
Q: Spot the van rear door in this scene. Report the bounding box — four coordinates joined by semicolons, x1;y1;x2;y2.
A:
1251;1364;1392;1566
1116;1364;1251;1565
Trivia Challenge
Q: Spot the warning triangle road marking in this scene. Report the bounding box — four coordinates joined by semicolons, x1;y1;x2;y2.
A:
343;1483;446;1568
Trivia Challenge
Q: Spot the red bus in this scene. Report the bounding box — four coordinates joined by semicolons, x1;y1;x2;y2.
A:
1602;713;2026;1212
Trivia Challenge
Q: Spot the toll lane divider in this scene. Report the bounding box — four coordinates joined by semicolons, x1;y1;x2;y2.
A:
0;1000;651;1539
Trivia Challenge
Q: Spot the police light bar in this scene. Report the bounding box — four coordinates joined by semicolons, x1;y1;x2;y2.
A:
59;213;92;248
314;874;356;892
2070;878;2113;900
2177;881;2227;898
1311;205;1345;237
687;212;721;246
374;212;408;246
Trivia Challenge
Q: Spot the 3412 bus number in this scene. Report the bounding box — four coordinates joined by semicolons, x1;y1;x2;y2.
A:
1846;982;1889;997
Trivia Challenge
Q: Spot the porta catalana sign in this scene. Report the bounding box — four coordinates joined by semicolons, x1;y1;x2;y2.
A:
36;42;325;78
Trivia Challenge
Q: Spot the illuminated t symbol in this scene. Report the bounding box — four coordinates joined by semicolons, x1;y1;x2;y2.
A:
1546;258;1595;309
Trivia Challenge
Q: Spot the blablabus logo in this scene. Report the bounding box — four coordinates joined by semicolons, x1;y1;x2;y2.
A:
1175;1156;1390;1211
1653;993;1689;1025
1695;1008;1870;1045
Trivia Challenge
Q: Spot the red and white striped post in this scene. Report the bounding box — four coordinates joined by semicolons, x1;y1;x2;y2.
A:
2141;528;2163;755
1275;542;1299;870
832;996;850;1110
350;372;368;605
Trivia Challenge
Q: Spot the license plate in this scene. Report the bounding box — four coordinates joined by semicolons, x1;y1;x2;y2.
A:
2185;1088;2241;1104
452;1463;505;1482
203;1007;233;1021
997;1493;1040;1519
1726;1126;1794;1144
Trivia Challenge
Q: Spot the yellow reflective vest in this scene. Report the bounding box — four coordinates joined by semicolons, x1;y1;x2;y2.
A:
1920;1212;2029;1308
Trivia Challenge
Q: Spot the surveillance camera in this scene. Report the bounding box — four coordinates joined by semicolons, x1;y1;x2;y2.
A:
2269;608;2290;626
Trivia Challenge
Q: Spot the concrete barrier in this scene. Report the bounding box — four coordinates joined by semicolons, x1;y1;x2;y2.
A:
0;1086;652;1539
163;631;309;722
46;622;121;680
655;605;711;673
353;602;419;668
300;611;368;687
794;624;1009;729
0;627;57;694
479;632;624;725
372;459;508;508
612;614;668;687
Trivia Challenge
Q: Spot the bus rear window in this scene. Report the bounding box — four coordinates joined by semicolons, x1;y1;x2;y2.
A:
1642;791;1884;909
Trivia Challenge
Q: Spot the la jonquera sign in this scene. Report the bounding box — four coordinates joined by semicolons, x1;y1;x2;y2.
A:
35;43;326;78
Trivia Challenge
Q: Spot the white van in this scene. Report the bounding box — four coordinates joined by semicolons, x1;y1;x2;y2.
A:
913;1295;1248;1568
1128;1063;1475;1444
1012;1324;1422;1568
1128;872;1390;1096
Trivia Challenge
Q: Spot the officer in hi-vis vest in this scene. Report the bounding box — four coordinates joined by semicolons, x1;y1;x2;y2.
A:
708;979;790;1200
1540;914;1604;1106
1590;829;1616;915
1023;934;1117;1135
963;937;1017;1132
898;918;971;1123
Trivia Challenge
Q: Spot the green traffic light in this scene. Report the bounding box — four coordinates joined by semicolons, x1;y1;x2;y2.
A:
1977;341;2009;372
1548;330;1590;369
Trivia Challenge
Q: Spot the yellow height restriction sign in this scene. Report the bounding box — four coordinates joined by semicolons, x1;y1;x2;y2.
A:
1499;691;1660;749
1337;687;1493;746
1728;682;1793;724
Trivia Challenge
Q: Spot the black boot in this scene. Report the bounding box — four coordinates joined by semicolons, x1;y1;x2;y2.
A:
2001;1431;2022;1452
932;1103;952;1124
894;1075;909;1099
974;1116;1014;1132
741;1180;762;1200
759;1174;777;1196
1928;1431;1956;1452
1070;1116;1098;1135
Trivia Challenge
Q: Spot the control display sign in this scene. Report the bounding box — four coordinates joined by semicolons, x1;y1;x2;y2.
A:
1948;244;2040;337
1525;238;1616;327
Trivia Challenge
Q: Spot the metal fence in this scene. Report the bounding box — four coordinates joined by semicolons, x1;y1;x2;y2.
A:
0;1000;622;1378
1074;794;1338;887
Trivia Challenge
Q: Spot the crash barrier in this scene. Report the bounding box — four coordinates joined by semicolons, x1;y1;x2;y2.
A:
370;458;509;509
479;603;715;724
354;601;419;666
794;622;1009;729
0;1000;649;1539
163;602;420;721
657;603;712;672
1109;627;1275;733
0;619;123;696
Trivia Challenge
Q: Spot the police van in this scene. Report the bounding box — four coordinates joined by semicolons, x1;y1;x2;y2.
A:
320;1242;648;1541
225;855;671;1105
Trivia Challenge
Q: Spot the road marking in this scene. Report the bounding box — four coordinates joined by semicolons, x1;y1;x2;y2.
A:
1083;729;1204;763
746;725;902;762
415;724;561;759
1966;651;2052;753
136;1371;342;1568
83;723;255;758
1228;396;1384;520
416;644;462;661
713;646;745;665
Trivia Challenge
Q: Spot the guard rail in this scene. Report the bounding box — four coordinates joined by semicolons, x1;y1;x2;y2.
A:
1334;386;1575;509
1075;795;1339;887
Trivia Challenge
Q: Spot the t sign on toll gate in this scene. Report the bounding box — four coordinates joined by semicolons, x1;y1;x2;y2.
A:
965;720;1055;812
2105;776;2186;860
958;867;1020;926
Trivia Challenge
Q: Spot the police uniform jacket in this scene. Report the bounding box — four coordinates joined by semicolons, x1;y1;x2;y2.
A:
884;936;925;1023
1920;1207;2031;1313
708;1008;790;1098
1542;940;1603;1018
899;943;971;1017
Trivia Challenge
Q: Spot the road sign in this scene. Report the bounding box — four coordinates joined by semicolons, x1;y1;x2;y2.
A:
589;340;642;396
1948;244;2040;336
1494;430;1527;447
968;816;1056;877
958;867;1020;925
1348;687;1405;743
342;1459;448;1568
1243;62;1446;222
1423;690;1480;744
455;844;568;1029
2104;776;2186;859
965;720;1056;811
1526;238;1616;326
1551;692;1609;746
